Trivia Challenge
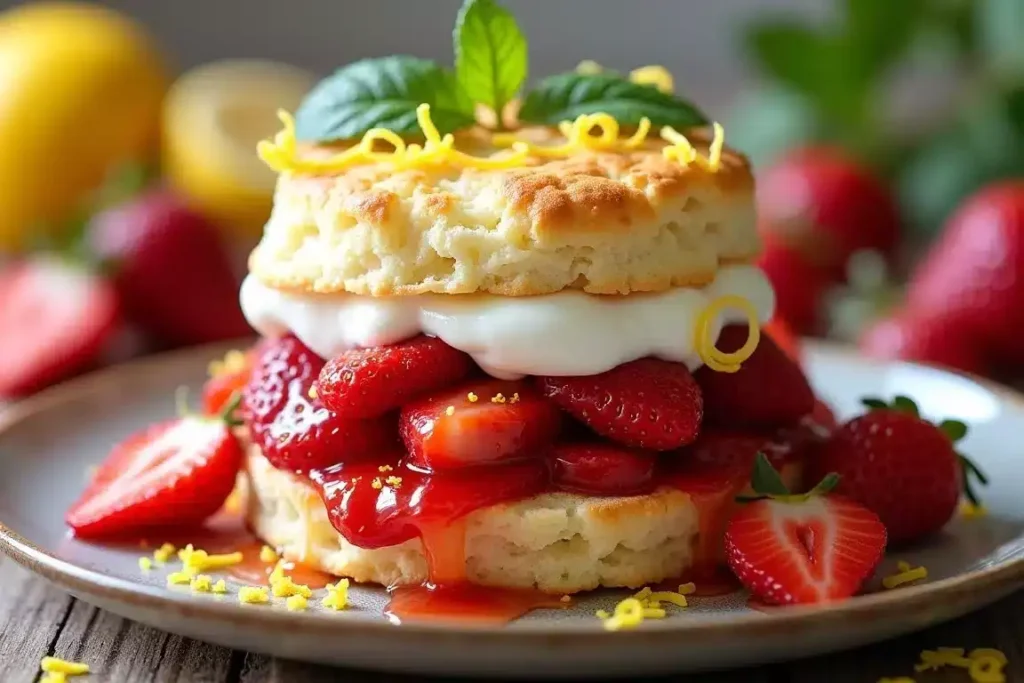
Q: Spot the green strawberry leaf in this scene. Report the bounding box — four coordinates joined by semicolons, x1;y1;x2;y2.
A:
518;72;708;127
843;0;924;84
961;454;989;506
454;0;527;124
295;56;476;142
861;397;889;410
892;395;920;416
749;452;791;498
808;472;841;497
939;419;969;443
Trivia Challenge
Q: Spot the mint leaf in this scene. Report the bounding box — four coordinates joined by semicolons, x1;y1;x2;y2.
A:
295;56;475;141
454;0;527;121
518;72;707;127
749;453;791;497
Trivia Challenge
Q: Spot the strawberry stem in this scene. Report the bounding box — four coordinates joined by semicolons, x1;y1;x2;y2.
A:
219;391;244;427
960;454;988;506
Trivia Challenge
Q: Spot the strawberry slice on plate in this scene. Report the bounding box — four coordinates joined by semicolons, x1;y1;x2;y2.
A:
400;378;561;471
0;257;120;398
537;358;703;450
550;442;657;496
66;402;243;540
724;454;887;605
318;335;474;418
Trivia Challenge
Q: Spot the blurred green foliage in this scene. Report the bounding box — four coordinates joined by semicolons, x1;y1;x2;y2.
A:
729;0;1024;237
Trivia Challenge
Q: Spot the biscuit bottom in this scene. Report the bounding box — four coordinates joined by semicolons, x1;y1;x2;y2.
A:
245;447;704;594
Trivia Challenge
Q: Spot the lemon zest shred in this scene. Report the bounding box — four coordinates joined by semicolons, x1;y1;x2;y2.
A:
694;296;761;372
40;657;90;676
208;349;247;378
600;584;691;630
678;582;697;595
322;579;350;610
970;656;1007;683
660;122;726;172
212;579;228;594
270;575;313;599
961;501;988;518
258;105;530;175
138;557;153;571
190;574;213;593
184;549;244;573
166;570;195;586
153;543;176;564
260;545;279;563
238;586;270;605
286;594;309;611
630;65;674;94
882;563;928;590
493;112;653;159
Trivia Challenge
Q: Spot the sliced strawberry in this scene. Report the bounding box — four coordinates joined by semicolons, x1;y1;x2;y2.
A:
0;258;120;398
536;358;702;451
318;335;474;418
696;325;815;428
241;335;397;472
724;456;887;605
399;378;561;471
66;415;243;540
550;442;656;496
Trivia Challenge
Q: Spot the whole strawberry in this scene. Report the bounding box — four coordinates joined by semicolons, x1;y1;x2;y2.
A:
809;396;985;545
87;189;251;346
858;308;986;375
757;236;830;334
725;454;887;605
537;358;702;450
905;181;1024;363
757;146;901;281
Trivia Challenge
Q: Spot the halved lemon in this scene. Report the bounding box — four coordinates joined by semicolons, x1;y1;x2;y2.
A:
162;59;316;240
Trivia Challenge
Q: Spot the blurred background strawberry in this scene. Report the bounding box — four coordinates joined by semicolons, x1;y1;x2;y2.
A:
0;0;1021;397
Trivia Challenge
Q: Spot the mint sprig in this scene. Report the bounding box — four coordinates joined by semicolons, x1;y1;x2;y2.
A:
292;0;709;143
454;0;527;126
294;56;475;141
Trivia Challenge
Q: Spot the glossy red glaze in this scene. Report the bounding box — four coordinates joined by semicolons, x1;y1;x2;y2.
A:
386;583;568;625
550;442;657;496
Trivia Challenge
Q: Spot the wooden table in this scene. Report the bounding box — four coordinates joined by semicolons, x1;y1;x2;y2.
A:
1;554;1022;683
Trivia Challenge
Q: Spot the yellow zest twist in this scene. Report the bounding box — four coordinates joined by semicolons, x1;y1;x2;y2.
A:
661;122;725;172
257;104;531;174
695;296;760;373
493;111;651;157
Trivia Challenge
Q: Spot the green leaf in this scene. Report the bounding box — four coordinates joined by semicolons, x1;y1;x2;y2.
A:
294;56;476;142
809;472;841;496
892;395;920;416
861;398;888;410
843;0;924;82
940;419;969;442
454;0;527;120
725;85;822;168
749;453;791;497
518;72;707;127
961;454;989;506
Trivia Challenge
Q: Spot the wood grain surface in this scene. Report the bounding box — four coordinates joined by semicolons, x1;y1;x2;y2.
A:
1;555;1022;682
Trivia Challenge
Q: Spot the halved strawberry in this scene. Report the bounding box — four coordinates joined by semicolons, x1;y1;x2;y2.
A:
66;407;243;540
536;358;702;451
724;455;887;605
241;335;398;472
696;324;815;428
0;257;120;398
399;378;561;471
550;442;656;496
318;335;474;418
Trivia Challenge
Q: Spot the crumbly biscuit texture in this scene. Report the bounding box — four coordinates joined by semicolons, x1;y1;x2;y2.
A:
250;127;758;296
245;449;700;593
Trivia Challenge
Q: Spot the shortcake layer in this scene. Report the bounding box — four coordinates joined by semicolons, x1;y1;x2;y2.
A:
240;264;775;378
246;448;803;594
249;126;757;297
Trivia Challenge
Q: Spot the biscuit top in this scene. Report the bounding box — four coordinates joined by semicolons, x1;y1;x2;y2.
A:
250;116;759;297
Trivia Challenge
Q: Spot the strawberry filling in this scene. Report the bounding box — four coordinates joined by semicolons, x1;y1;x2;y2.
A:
237;327;822;583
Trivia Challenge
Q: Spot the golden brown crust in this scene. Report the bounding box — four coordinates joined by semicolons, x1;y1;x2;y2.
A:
249;126;758;297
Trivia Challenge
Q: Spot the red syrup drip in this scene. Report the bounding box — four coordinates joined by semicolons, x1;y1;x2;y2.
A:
386;583;568;625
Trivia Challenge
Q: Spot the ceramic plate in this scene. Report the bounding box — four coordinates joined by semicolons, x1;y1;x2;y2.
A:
2;341;1023;679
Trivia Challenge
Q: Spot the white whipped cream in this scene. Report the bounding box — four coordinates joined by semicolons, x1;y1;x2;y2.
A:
240;265;775;378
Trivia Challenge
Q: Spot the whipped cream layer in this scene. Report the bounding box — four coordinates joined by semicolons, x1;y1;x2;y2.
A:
240;265;775;378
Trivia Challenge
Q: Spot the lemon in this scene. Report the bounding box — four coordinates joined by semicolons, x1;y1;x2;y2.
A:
162;59;316;240
0;2;166;251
